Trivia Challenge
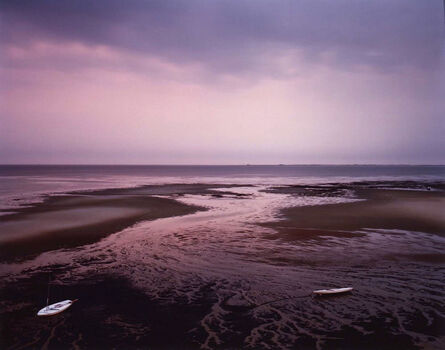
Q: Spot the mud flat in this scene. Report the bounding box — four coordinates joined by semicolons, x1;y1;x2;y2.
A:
0;184;250;262
266;182;445;236
1;181;444;349
1;272;215;350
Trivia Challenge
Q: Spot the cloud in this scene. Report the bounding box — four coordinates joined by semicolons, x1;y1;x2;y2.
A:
1;1;443;164
2;0;443;77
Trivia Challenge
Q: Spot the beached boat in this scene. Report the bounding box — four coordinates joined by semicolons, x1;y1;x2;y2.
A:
37;273;76;316
37;300;75;316
313;287;353;296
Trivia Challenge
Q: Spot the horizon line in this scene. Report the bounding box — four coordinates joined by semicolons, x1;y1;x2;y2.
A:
1;163;444;167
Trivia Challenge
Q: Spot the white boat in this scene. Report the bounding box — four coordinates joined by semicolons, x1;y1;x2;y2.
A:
313;287;353;296
37;300;75;316
37;273;77;316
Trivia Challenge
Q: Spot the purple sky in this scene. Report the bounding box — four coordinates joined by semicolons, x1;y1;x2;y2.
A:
1;0;444;164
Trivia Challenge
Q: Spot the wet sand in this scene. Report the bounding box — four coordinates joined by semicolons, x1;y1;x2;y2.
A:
1;272;213;349
266;185;445;238
1;181;444;349
0;184;250;262
0;195;200;263
3;270;436;350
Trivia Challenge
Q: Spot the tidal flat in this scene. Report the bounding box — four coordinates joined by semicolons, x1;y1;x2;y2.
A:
1;181;444;349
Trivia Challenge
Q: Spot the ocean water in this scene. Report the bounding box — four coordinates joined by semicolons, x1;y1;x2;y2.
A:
0;164;443;211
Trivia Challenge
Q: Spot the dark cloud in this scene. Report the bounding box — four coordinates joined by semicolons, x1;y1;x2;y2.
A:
1;0;443;74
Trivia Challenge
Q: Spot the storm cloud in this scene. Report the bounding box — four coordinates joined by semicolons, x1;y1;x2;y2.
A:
1;1;444;164
2;0;443;74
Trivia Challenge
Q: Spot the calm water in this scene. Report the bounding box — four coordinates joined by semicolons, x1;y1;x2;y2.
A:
1;164;443;211
1;164;444;178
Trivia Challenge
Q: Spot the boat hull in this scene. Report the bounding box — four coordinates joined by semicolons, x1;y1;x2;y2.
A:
37;300;73;316
313;287;353;296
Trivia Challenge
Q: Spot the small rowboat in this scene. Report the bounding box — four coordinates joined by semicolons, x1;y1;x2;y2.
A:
313;287;353;296
37;299;76;316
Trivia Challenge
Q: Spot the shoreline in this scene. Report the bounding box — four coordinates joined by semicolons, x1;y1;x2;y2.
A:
2;181;444;263
265;183;445;235
0;184;251;263
263;183;445;263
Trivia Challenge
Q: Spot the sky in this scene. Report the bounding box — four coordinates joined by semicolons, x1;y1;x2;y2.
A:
1;0;444;164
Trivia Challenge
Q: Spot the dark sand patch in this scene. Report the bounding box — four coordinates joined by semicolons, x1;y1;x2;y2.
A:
264;180;445;196
1;268;441;350
77;183;253;198
0;272;214;350
0;194;203;262
1;270;431;350
0;184;254;262
264;184;445;241
263;227;367;242
393;253;445;264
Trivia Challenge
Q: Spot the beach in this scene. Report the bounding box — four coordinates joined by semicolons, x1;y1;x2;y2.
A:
265;182;445;237
0;184;252;262
1;167;444;349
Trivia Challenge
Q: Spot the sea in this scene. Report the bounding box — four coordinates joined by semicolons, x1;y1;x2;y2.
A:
1;164;443;212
